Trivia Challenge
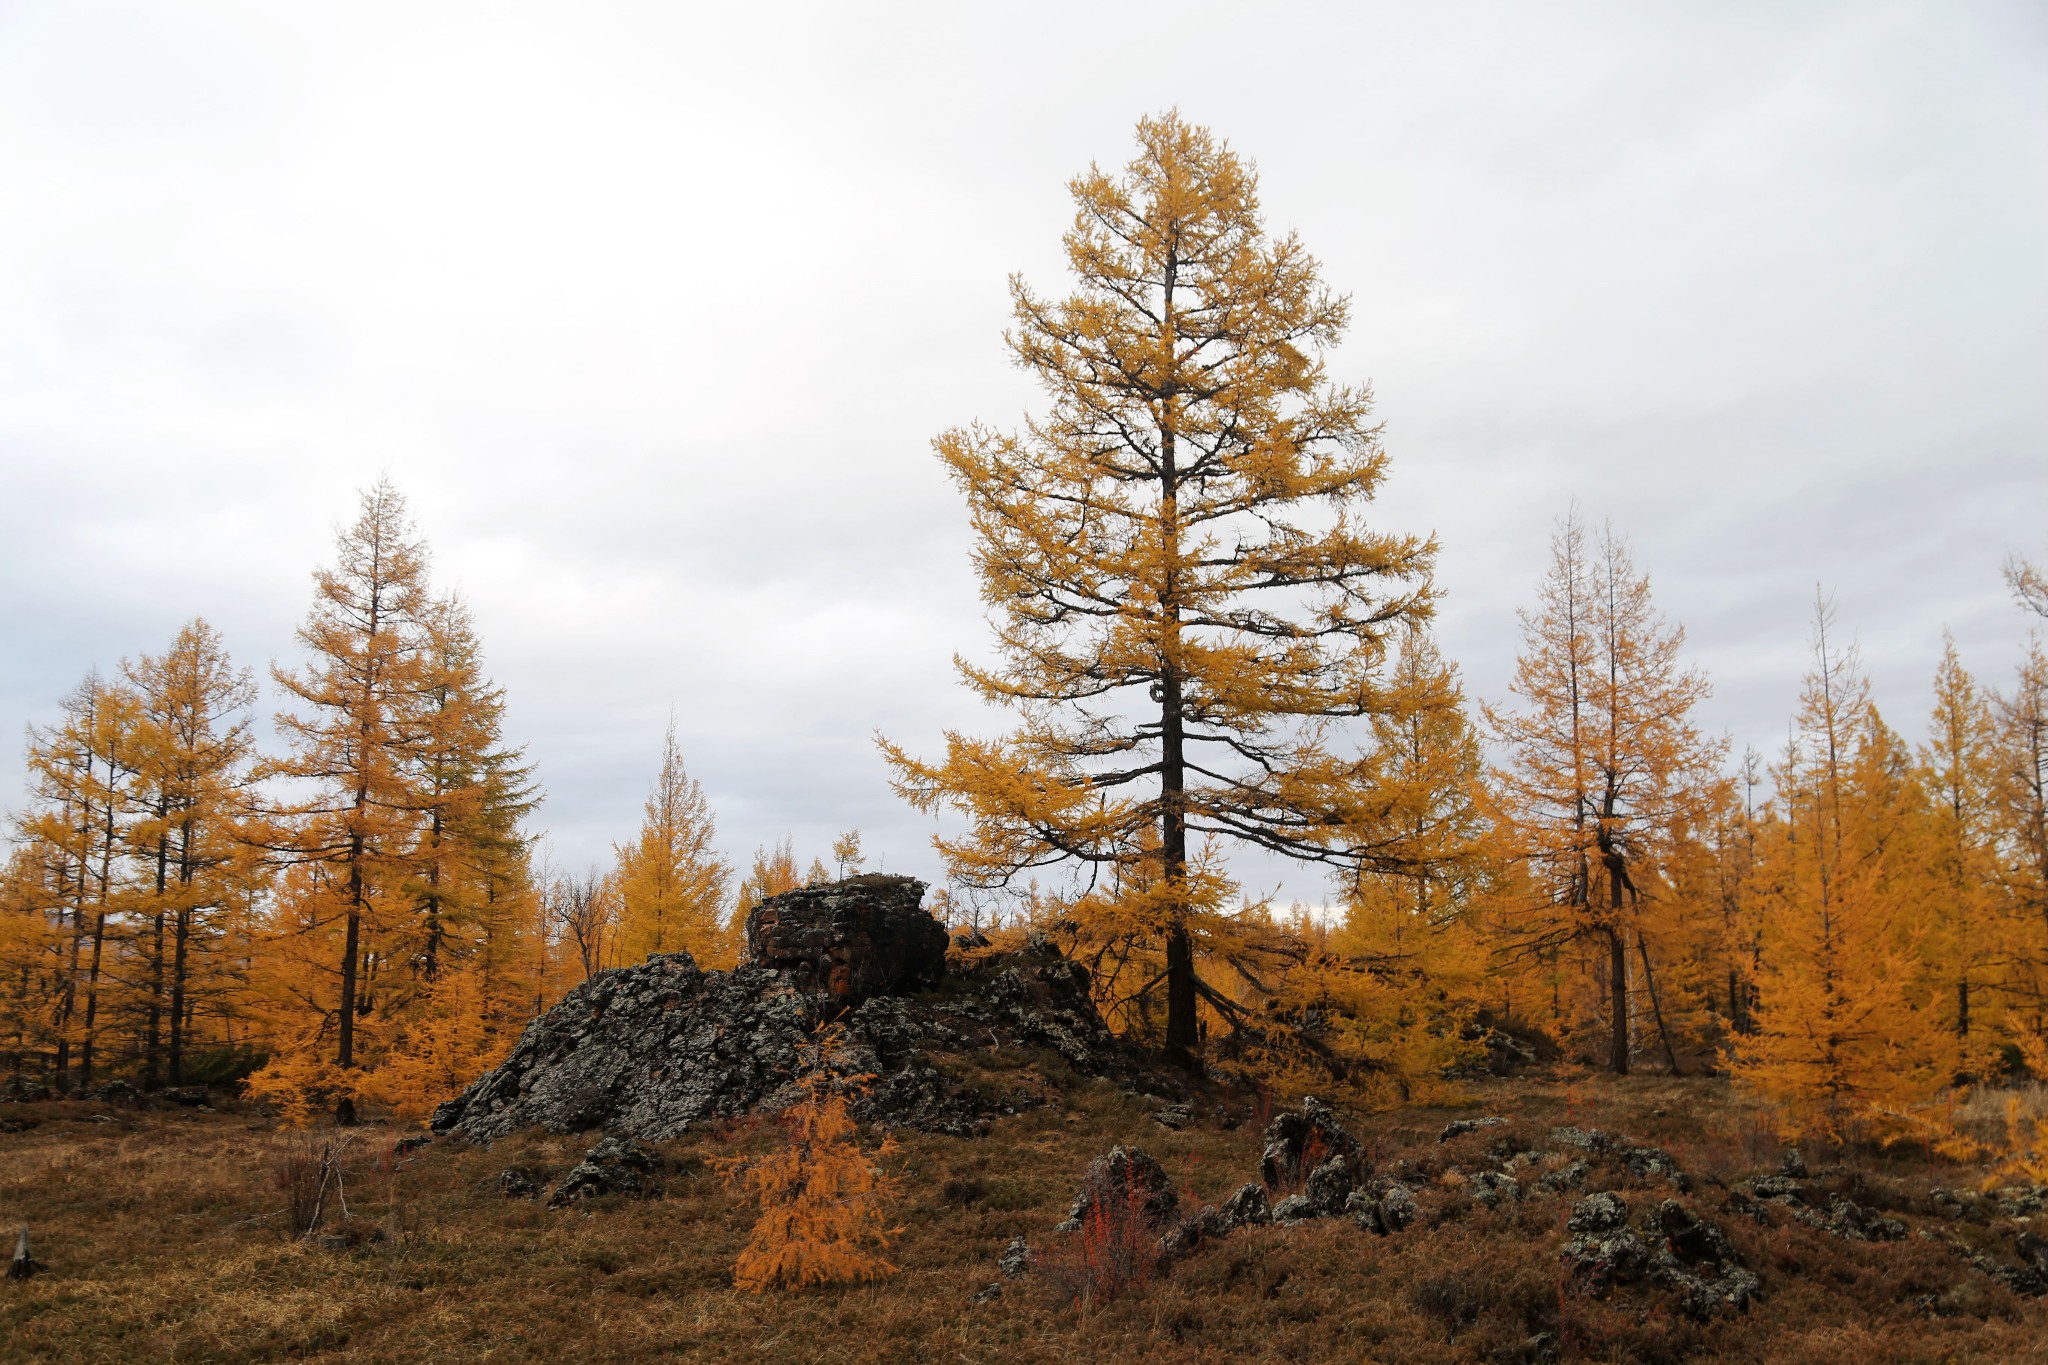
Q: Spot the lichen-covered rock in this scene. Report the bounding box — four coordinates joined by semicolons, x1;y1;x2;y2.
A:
494;1166;543;1199
1439;1116;1507;1142
1259;1096;1364;1192
430;893;1142;1143
1270;1193;1315;1223
1549;1126;1616;1154
743;875;948;1007
1569;1191;1629;1234
998;1235;1033;1278
1056;1145;1178;1234
1377;1183;1420;1233
1561;1225;1651;1291
1539;1159;1590;1194
1214;1182;1271;1231
1621;1145;1691;1191
1469;1171;1520;1209
547;1136;663;1207
1303;1155;1355;1216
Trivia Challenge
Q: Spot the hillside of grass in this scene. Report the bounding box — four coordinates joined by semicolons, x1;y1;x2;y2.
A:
5;1055;2048;1364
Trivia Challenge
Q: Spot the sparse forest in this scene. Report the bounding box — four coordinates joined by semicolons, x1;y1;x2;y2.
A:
3;110;2046;1363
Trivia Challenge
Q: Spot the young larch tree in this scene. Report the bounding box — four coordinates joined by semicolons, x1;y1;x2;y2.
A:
1486;513;1720;1074
612;721;732;967
881;112;1437;1060
1735;596;1939;1140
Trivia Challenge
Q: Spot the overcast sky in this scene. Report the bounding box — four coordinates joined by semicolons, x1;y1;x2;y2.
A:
2;2;2043;910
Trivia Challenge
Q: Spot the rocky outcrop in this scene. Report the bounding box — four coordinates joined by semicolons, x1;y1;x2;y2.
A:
430;879;1147;1143
743;875;948;1007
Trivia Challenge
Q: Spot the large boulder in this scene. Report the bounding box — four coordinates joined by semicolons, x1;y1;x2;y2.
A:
744;874;948;1007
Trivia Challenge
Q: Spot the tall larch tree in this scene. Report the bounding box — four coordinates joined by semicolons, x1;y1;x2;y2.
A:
1486;513;1720;1074
264;479;436;1124
121;620;260;1087
1918;631;2004;1074
406;594;540;1003
15;672;141;1089
1993;633;2048;1030
612;721;733;968
1736;596;1939;1140
882;112;1436;1061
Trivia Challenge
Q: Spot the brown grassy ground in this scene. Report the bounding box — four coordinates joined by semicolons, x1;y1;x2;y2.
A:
3;1060;2045;1364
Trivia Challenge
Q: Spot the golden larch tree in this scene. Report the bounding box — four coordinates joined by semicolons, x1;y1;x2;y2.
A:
882;112;1436;1060
1735;596;1941;1140
121;619;261;1088
612;721;732;968
1918;631;2005;1074
716;1026;901;1291
1486;513;1721;1073
262;479;437;1124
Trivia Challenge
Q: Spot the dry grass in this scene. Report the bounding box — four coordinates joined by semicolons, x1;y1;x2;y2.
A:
2;1066;2047;1363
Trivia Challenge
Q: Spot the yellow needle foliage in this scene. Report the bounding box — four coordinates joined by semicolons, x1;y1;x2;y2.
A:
1485;513;1722;1074
715;1027;901;1292
881;111;1437;1060
1734;598;1942;1142
612;720;734;968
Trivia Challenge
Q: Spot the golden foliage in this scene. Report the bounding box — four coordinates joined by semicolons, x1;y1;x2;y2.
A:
881;111;1438;1058
714;1026;901;1292
612;719;733;968
1484;512;1723;1074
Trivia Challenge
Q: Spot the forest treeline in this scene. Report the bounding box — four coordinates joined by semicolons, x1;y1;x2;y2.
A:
5;471;2043;1156
0;482;845;1125
4;112;2046;1172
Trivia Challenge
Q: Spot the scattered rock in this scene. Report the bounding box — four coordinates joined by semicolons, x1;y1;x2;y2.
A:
1746;1174;1804;1203
1816;1194;1907;1243
1561;1225;1651;1291
998;1235;1032;1278
1538;1160;1590;1194
1152;1104;1193;1131
1779;1149;1808;1178
1055;1145;1177;1234
1569;1192;1630;1234
547;1136;663;1207
1548;1126;1616;1154
1213;1182;1271;1231
1439;1116;1507;1142
1620;1145;1691;1191
970;1281;1003;1304
1375;1183;1420;1234
1303;1155;1355;1216
394;1135;432;1156
159;1086;210;1107
495;1166;544;1199
0;1078;51;1104
1993;1185;2048;1218
1469;1171;1520;1209
1259;1096;1363;1193
1270;1194;1316;1223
